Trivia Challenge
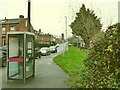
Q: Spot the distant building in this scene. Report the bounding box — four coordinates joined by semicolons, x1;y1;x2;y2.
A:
34;30;61;47
68;35;85;48
0;15;34;46
118;1;120;23
38;34;52;45
34;30;52;45
55;38;62;44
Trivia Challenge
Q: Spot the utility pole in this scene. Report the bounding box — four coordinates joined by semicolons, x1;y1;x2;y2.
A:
65;16;67;40
65;16;68;51
62;16;68;59
27;0;31;32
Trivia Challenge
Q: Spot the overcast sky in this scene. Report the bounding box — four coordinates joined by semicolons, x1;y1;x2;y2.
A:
0;0;119;38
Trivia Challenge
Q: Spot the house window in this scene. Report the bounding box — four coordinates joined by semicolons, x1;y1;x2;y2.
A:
42;38;43;41
2;27;6;34
25;20;27;27
10;26;15;31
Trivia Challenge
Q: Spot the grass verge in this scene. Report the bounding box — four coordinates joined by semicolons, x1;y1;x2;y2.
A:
53;46;88;87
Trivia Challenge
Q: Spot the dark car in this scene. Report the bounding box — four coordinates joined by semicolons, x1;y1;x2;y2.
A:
0;47;7;67
34;48;41;59
2;50;7;67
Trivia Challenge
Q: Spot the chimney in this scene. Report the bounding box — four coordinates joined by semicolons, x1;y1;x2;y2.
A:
39;29;41;34
19;15;24;18
4;17;7;21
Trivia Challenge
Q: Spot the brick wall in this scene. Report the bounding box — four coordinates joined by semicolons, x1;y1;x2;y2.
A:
35;33;52;45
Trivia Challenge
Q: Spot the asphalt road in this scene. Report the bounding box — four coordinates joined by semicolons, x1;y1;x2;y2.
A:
1;43;69;88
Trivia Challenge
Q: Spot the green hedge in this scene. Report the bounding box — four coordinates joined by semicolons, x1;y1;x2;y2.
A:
76;23;120;88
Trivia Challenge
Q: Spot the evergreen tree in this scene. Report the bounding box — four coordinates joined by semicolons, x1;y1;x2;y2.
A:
70;4;102;49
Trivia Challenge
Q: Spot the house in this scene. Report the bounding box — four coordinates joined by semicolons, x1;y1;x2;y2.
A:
34;30;61;47
0;15;34;46
55;37;62;44
68;35;85;48
38;34;51;45
34;30;52;46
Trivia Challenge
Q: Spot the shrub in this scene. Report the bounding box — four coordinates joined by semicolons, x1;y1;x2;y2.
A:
74;23;120;88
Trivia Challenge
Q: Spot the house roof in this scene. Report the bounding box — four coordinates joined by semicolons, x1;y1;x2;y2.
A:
0;18;27;25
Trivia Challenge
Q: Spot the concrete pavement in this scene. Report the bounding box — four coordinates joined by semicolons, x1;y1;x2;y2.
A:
1;43;69;88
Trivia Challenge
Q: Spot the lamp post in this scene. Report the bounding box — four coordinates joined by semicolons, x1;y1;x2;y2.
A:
65;16;67;41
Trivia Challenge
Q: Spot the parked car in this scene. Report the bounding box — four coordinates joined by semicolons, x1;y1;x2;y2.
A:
34;48;41;59
40;47;50;56
49;46;57;53
55;44;60;48
2;50;7;67
0;47;7;67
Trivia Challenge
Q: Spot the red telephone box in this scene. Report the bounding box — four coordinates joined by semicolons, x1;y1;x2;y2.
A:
7;32;35;83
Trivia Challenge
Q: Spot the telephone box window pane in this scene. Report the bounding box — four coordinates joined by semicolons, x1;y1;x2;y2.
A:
9;37;19;57
9;62;19;77
9;62;23;79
